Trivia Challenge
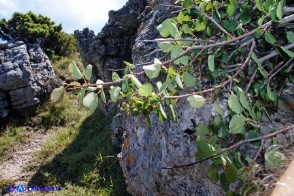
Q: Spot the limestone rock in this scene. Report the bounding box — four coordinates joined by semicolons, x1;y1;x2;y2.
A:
0;41;57;118
110;0;225;195
112;100;227;195
74;0;146;82
78;0;294;195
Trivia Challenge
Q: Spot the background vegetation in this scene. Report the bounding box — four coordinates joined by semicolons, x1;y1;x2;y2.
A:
0;11;77;58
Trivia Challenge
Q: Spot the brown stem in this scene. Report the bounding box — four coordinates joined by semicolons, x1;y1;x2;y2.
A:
163;41;256;99
161;21;271;66
189;48;205;67
258;43;294;63
193;5;234;38
247;139;264;171
162;125;294;169
246;69;257;96
138;38;216;44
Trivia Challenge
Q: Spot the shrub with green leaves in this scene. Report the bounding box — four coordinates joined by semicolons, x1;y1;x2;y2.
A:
0;11;77;57
51;0;294;194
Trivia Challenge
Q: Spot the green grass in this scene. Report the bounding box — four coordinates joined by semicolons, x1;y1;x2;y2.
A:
0;54;129;195
28;96;129;195
0;95;129;195
52;54;84;82
0;125;28;161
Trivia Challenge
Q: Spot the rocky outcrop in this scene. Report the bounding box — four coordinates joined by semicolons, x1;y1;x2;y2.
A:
109;1;226;195
74;0;146;82
78;0;294;195
112;100;227;195
0;41;57;118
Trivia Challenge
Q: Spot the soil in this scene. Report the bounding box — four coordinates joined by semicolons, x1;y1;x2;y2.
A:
0;129;49;195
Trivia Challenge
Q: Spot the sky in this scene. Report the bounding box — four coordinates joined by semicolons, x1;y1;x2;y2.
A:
0;0;128;34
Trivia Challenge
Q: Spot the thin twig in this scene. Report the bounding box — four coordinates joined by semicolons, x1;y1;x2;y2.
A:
108;68;125;72
189;48;205;67
268;61;284;76
162;14;294;67
193;5;234;38
246;69;258;95
162;125;294;169
163;41;256;99
247;139;264;171
134;53;169;66
158;4;182;8
260;58;294;89
161;22;271;67
258;43;294;63
137;38;216;43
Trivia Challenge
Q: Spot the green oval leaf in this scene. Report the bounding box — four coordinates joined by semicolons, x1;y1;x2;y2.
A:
122;78;129;93
171;46;189;65
183;72;196;88
236;88;251;112
159;81;170;93
276;0;284;20
267;84;276;101
277;46;294;58
229;114;246;134
208;54;215;72
85;64;92;81
100;90;106;104
286;31;294;43
157;19;180;38
187;95;205;109
83;92;98;112
109;87;121;103
207;162;219;181
175;73;183;89
223;157;238;183
255;0;264;11
196;141;215;159
143;58;161;79
265;32;276;45
123;61;135;75
139;84;154;97
228;93;242;114
69;62;83;80
197;124;209;136
168;104;177;122
78;88;86;108
195;18;207;32
213;102;224;116
130;75;142;88
112;72;120;81
158;42;174;53
50;87;65;103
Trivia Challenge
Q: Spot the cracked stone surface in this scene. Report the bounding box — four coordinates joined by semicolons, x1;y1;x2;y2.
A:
0;41;58;118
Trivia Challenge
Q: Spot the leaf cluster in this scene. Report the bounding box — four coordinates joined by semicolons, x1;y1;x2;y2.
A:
51;0;294;194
